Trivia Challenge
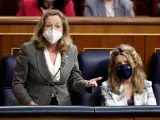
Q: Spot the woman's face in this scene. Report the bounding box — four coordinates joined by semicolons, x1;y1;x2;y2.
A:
115;54;129;66
114;54;133;80
43;0;54;9
44;15;63;32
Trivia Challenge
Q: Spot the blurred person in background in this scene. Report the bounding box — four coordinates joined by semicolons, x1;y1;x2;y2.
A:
73;0;85;16
135;0;155;16
0;0;20;16
84;0;135;17
17;0;75;16
152;0;160;16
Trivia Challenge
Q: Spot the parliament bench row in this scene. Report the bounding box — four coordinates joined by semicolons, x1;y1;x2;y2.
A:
0;106;160;117
0;50;160;106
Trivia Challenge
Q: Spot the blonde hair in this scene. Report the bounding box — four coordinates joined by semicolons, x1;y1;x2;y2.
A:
108;44;146;94
31;9;72;53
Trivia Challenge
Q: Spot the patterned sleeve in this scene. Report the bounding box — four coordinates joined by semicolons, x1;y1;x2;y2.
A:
145;80;157;105
101;82;116;106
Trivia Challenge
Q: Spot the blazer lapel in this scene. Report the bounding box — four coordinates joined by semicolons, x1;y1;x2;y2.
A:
36;49;53;84
96;0;106;16
58;52;69;84
114;0;124;16
110;85;127;106
36;49;69;85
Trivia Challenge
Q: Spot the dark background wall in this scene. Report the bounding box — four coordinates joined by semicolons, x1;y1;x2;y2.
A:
0;0;21;16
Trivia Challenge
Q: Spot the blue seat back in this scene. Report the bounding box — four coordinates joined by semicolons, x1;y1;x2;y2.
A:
149;52;160;105
71;50;111;106
1;56;18;105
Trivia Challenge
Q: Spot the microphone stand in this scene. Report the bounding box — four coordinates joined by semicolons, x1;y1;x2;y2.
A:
35;62;65;105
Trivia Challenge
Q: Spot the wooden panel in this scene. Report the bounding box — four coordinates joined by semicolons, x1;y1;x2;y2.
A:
70;25;160;34
135;118;160;120
1;35;31;57
73;35;145;62
2;24;160;35
0;25;35;33
99;36;145;62
0;17;160;34
73;35;101;52
1;17;160;25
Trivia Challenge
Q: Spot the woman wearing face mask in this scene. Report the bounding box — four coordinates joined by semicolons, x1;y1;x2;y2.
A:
16;0;75;16
12;10;102;105
101;44;157;106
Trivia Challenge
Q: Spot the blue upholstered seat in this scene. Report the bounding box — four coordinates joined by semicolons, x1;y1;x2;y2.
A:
0;50;111;106
0;56;18;105
149;52;160;105
71;50;111;106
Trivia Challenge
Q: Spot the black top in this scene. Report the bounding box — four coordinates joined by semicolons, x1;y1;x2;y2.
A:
127;96;134;106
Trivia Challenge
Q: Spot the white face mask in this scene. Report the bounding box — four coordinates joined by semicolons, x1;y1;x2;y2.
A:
43;30;63;44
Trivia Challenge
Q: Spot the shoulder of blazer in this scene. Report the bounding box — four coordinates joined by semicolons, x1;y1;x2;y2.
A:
119;0;133;10
85;0;97;7
144;80;152;89
69;44;77;51
23;40;36;49
21;40;37;58
101;81;111;92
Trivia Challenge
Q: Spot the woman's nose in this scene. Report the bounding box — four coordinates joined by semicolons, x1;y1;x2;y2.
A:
51;28;56;30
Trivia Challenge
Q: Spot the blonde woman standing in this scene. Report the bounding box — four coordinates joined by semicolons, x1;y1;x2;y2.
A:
13;10;102;106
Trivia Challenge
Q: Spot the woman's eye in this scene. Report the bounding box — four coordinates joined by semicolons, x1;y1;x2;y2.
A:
45;25;52;28
56;25;60;28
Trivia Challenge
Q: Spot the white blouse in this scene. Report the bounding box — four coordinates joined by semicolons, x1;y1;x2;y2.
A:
105;4;115;17
44;47;61;82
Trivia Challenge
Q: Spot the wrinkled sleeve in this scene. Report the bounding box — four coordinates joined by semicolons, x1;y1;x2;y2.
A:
12;44;32;105
70;46;86;93
101;82;116;106
146;81;157;105
124;0;135;17
84;0;93;16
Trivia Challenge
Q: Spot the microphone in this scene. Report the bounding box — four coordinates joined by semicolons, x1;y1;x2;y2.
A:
35;61;66;105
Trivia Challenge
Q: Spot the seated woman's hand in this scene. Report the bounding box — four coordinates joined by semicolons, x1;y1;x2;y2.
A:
85;77;102;87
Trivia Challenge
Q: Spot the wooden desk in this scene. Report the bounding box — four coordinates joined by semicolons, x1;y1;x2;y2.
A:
0;17;160;74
